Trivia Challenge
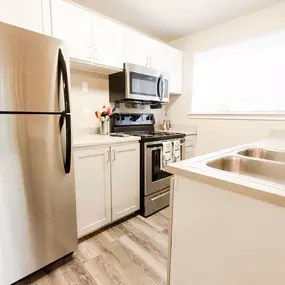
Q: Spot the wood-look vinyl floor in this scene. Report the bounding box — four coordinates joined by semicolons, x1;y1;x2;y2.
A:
15;207;170;285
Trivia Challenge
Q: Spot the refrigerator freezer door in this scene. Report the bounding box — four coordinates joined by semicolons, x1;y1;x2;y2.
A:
0;21;69;113
0;114;77;284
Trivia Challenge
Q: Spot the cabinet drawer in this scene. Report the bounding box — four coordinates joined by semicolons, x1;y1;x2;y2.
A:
186;135;196;147
185;146;195;159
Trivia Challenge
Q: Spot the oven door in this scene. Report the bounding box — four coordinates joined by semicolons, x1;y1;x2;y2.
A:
145;142;172;196
125;63;161;102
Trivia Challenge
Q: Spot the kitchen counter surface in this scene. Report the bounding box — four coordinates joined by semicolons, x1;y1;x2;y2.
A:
156;124;198;136
156;129;197;136
166;138;285;208
73;134;140;148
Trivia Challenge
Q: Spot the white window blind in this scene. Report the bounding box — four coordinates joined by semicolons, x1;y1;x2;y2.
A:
192;30;285;114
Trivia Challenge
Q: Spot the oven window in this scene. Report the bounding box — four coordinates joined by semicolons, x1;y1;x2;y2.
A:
130;72;158;97
152;149;171;182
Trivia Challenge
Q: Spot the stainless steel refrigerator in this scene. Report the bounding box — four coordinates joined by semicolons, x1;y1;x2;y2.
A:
0;22;78;284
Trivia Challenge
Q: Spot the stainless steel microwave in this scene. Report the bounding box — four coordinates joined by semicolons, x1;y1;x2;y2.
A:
109;63;169;103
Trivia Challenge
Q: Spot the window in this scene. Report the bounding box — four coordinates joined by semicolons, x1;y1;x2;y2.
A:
192;30;285;114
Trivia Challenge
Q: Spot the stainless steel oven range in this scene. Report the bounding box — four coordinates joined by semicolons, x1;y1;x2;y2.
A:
110;113;185;217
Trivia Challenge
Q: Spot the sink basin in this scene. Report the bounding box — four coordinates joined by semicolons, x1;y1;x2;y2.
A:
238;148;285;163
207;156;285;185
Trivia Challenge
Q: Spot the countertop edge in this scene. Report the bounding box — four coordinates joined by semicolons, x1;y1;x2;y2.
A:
166;138;285;209
73;135;141;149
166;163;285;208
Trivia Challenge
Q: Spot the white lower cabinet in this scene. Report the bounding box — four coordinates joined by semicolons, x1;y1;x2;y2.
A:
111;143;140;222
185;146;195;159
74;146;111;238
74;142;140;238
185;135;197;159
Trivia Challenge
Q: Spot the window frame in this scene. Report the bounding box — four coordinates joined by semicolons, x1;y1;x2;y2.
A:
188;29;285;119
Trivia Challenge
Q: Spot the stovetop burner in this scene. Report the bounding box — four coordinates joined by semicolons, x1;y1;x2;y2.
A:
124;131;184;141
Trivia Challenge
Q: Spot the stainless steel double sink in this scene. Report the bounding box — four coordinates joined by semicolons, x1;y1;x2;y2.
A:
207;148;285;185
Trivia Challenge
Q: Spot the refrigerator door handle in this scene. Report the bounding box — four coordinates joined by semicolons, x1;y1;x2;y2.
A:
58;49;71;113
59;111;71;174
58;49;71;174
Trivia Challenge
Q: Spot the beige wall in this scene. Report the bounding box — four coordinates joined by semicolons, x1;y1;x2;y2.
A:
70;69;166;137
168;1;285;155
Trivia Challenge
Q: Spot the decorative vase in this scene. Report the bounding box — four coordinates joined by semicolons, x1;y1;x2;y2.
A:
100;120;109;135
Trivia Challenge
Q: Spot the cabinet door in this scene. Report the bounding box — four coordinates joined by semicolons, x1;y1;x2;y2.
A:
42;0;52;35
51;0;93;62
93;15;124;69
0;0;46;34
74;147;111;238
185;146;195;159
166;47;183;94
111;143;140;222
186;135;196;147
124;28;152;67
149;40;168;72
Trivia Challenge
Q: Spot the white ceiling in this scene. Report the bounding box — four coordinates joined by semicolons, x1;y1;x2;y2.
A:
75;0;283;41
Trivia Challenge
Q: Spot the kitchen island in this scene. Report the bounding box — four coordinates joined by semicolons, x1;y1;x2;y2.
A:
166;138;285;285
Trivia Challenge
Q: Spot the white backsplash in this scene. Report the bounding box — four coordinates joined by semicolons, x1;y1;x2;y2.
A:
70;69;167;137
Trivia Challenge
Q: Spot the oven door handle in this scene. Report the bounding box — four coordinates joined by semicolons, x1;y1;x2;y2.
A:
146;144;164;170
151;191;169;202
147;144;163;148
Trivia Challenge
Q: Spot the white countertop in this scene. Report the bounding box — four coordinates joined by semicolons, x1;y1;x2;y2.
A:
155;129;197;136
73;134;140;148
166;138;285;208
155;124;198;136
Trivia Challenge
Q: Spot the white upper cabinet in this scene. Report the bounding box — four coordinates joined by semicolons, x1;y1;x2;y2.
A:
0;0;51;35
51;0;124;69
49;0;183;85
124;28;153;68
150;40;168;72
51;0;93;62
124;27;183;94
165;47;183;94
93;15;124;69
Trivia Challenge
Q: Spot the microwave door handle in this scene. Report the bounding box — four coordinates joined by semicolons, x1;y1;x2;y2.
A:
161;76;165;101
157;76;162;100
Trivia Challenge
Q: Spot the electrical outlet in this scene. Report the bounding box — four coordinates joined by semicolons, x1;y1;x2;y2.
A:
83;108;90;119
82;82;88;93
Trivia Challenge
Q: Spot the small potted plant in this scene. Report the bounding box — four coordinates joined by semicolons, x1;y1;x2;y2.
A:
95;105;112;135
